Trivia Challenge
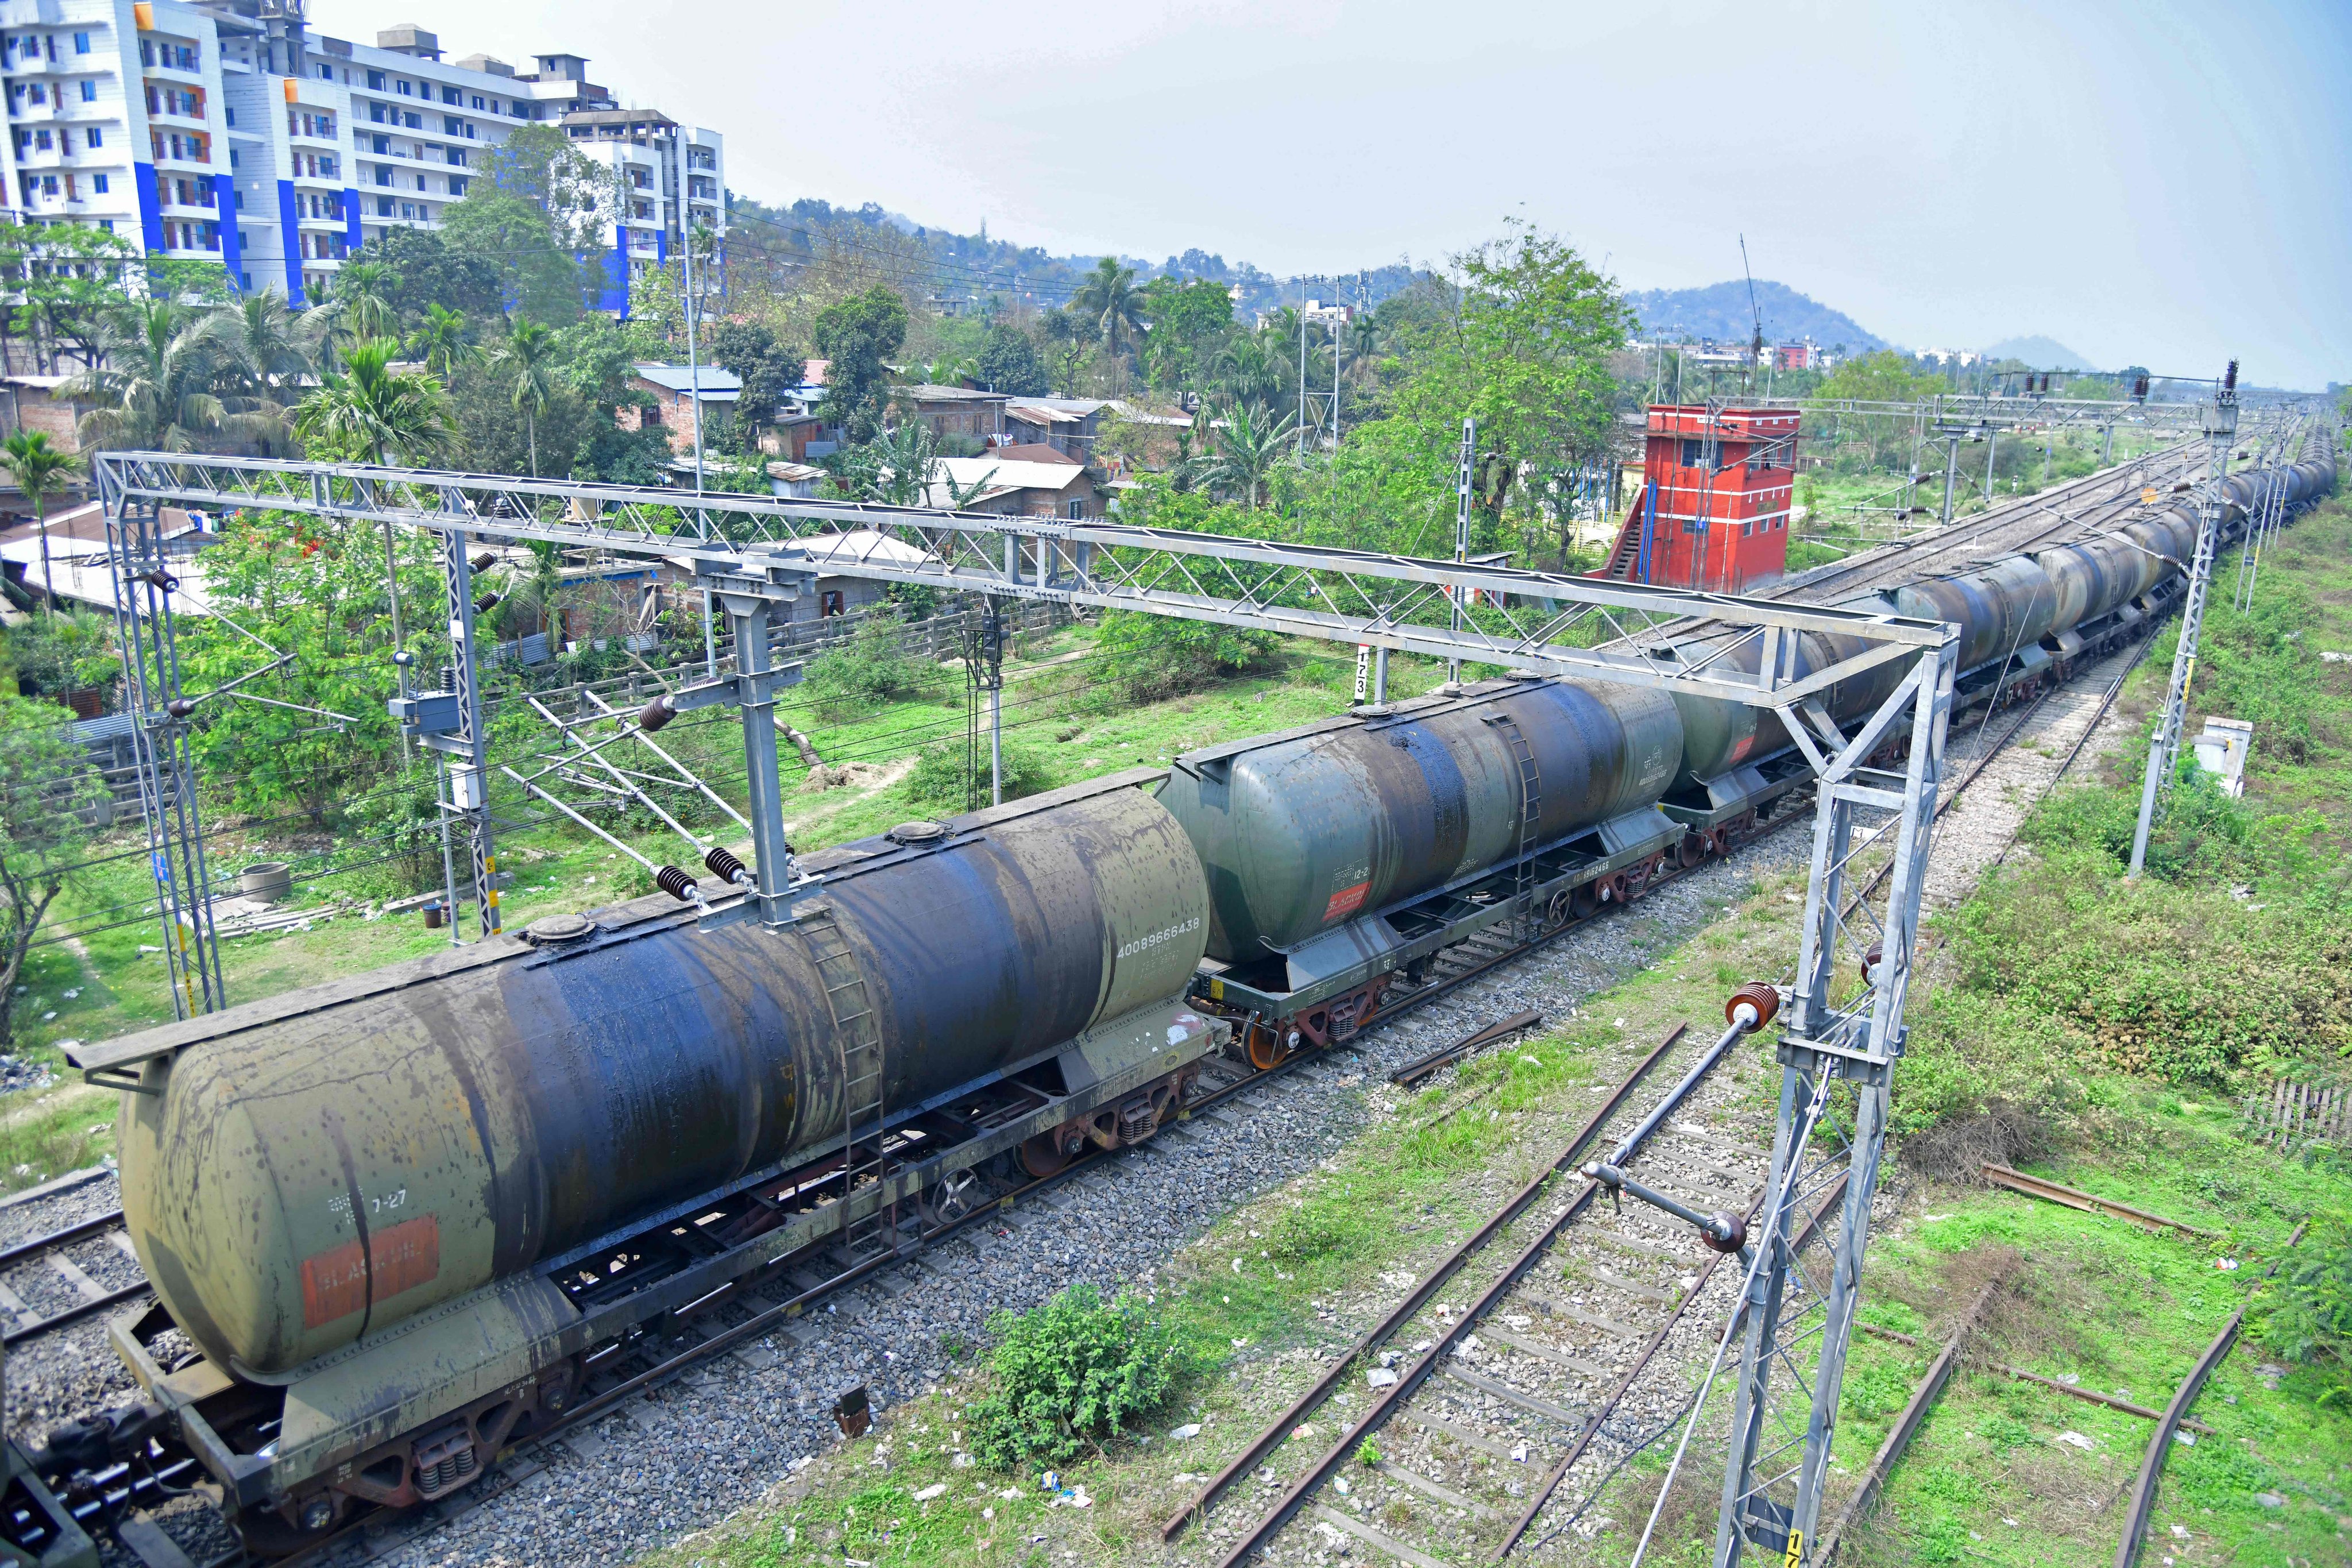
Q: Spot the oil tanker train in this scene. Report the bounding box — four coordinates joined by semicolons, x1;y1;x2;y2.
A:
53;444;2335;1550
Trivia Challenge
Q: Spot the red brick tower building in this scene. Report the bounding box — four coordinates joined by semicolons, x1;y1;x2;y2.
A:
1595;405;1799;593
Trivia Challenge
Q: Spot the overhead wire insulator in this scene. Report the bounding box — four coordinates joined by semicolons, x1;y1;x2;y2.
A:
702;845;752;887
654;865;699;903
639;694;676;732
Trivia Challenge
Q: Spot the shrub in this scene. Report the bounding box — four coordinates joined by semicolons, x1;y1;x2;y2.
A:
802;612;943;718
904;736;1056;813
1089;610;1277;705
967;1284;1180;1467
2251;1207;2352;1408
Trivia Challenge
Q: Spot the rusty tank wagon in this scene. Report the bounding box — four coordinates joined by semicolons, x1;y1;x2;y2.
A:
76;773;1222;1549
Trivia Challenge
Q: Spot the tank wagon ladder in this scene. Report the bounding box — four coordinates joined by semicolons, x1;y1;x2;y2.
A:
799;906;898;1260
1485;712;1544;943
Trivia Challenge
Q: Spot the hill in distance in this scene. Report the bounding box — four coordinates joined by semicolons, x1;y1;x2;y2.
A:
1624;280;1887;351
1979;334;2093;369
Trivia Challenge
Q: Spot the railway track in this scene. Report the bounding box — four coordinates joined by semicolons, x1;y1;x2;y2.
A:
0;1206;148;1347
1163;995;1861;1568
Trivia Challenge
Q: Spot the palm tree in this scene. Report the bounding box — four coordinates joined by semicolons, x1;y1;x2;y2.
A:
1072;257;1145;358
293;338;454;670
204;289;328;450
0;431;82;618
331;261;399;341
292;337;453;466
407;304;479;385
488;319;559;477
1191;400;1296;508
63;300;250;452
1214;331;1284;413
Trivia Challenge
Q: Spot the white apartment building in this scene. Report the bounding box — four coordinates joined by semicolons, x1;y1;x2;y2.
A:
0;2;723;315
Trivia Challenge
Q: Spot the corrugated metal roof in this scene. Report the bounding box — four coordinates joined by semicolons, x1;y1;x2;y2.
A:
632;362;743;396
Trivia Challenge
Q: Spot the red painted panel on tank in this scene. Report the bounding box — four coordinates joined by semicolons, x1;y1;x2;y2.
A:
299;1214;441;1329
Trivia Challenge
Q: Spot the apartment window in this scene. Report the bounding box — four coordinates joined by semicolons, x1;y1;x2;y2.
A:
99;218;113;232
448;175;466;197
229;148;237;167
367;69;385;90
442;114;460;134
33;129;51;150
442;85;459;105
403;111;420;129
317;63;330;79
414;173;426;190
378;195;394;216
470;94;483;109
223;104;234;125
25;84;43;105
72;31;91;53
87;126;101;146
375;167;391;186
396;79;412;95
1066;500;1085;520
40;175;56;196
80;80;96;102
231;188;241;208
92;173;109;193
447;147;467;167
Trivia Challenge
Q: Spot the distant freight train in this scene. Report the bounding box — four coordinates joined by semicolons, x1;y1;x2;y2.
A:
68;444;2335;1548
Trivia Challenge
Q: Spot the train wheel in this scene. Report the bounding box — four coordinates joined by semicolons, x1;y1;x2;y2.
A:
1246;1024;1293;1072
1018;1131;1072;1179
1678;833;1706;868
1570;883;1601;920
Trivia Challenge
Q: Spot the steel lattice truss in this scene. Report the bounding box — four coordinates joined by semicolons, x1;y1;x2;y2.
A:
93;453;1950;712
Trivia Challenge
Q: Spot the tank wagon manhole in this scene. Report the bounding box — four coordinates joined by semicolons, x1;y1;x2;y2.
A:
523;913;597;945
887;820;952;844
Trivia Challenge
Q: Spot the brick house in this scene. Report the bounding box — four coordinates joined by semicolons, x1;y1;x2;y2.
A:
924;457;1107;520
623;364;741;453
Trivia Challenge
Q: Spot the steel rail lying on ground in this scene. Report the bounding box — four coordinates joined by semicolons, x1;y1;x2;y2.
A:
1815;1268;2010;1563
2114;1221;2309;1568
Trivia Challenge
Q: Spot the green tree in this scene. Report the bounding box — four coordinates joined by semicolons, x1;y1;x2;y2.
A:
488;319;561;477
294;338;454;465
0;432;82;619
977;323;1048;396
1191;400;1296;508
208;288;329;447
0;694;99;1049
1388;222;1631;522
707;320;805;445
1071;257;1146;357
441;189;589;325
364;225;505;326
485;123;619;251
9;224;142;372
64;300;250;452
331;260;400;341
1140;275;1234;392
810;284;909;443
406;303;480;385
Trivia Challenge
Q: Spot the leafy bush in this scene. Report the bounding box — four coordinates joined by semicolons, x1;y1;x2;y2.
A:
1089;610;1277;705
802;612;944;718
2251;1208;2352;1408
904;736;1056;813
967;1284;1180;1466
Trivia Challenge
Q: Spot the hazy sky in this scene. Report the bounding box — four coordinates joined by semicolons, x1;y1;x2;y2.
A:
317;1;2352;387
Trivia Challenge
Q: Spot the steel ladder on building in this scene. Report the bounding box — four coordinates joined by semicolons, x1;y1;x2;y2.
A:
799;906;896;1260
1487;713;1544;942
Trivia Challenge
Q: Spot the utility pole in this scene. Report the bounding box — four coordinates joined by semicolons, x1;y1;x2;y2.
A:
1449;417;1473;688
1936;427;1965;528
1297;279;1309;457
2128;363;2239;879
684;218;718;679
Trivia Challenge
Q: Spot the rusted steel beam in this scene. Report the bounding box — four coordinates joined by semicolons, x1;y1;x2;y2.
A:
1980;1164;2220;1238
1856;1324;2214;1435
1158;1021;1688;1544
1390;1010;1543;1088
1818;1266;2010;1563
2114;1220;2308;1568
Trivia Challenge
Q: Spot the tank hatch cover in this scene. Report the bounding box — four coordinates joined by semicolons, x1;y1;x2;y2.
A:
887;820;952;844
524;913;598;945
